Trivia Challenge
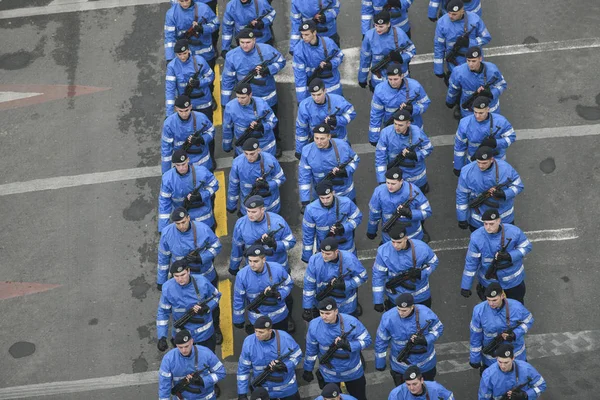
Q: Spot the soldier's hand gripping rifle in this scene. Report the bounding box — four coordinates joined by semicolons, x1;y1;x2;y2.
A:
241;10;271;31
383;95;418;127
308;49;340;83
396;319;433;363
171;363;211;399
313;2;335;32
326;213;347;238
384;265;428;293
240;54;278;86
318;324;356;368
322;157;354;186
183;17;208;40
386;138;424;169
234;110;271;147
482;319;523;356
243;165;275;204
316;271;351;301
249;347;295;390
382;195;416;233
485;238;513;280
370;42;411;78
461;77;499;111
245;278;287;312
499;377;533;400
184;181;206;210
173;294;217;330
182;122;210;151
468;179;512;209
254;223;285;251
445;25;476;66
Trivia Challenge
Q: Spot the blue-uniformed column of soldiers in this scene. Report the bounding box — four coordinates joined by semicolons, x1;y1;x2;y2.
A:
155;0;547;399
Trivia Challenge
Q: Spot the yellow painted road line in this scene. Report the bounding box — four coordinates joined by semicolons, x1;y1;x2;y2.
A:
218;279;234;359
214;170;228;237
212;64;223;127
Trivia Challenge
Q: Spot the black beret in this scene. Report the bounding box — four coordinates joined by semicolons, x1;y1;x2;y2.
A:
473;96;491;109
254;315;273;329
244;244;267;257
300;20;317;32
313;123;331;135
172;149;189;164
466;46;482;59
388;224;407;240
386;63;403;76
175;39;189;53
481;208;500;221
385;167;403;180
174;329;192;345
170;259;189;274
244;195;265;209
395;293;414;308
446;0;464;12
316;180;334;196
373;10;391;25
318;297;338;311
235;82;252;95
309;78;325;93
321;383;341;398
251;387;270;400
238;28;256;39
171;206;189;222
474;146;494;161
495;343;514;358
242;138;260;151
402;365;422;381
175;95;191;109
485;282;503;298
320;237;339;252
393;108;412;122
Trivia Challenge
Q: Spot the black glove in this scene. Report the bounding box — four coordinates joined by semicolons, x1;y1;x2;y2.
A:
481;136;497;148
326;115;337;128
295;151;302;160
446;101;456;109
254;121;265;132
316;13;327;23
429;17;438;22
469;361;481;369
194;24;204;35
228;268;239;277
374;304;385;313
403;102;414;114
301;201;309;214
289;50;294;56
265;287;281;299
302;308;314;322
302;370;314;383
234;322;245;329
301;256;310;264
337;338;351;351
157;283;163;291
262;236;277;250
185;253;203;264
332;222;345;235
188;192;203;203
221;49;228;59
376;365;386;371
366;232;377;240
453;168;461;177
412;334;427;346
510;390;528;400
479;87;493;98
190;134;205;146
456;35;470;48
271;360;287;372
333;167;348;178
435;73;446;79
408;268;422;280
398;206;412;219
255;179;270;190
238;395;249;400
458;220;469;230
493;188;506;199
258;66;271;76
461;289;472;298
370;141;378;147
190;78;200;88
358;81;368;89
157;337;169;352
332;278;346;291
322;61;333;71
191;375;205;386
496;251;512;262
404;150;418;160
254;19;265;30
389;50;403;63
227;207;237;214
505;331;516;342
197;303;210;315
224;148;232;153
387;0;402;6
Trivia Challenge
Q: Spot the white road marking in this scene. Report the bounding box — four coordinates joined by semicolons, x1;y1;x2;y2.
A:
0;124;598;197
0;0;167;19
0;329;597;399
0;92;42;103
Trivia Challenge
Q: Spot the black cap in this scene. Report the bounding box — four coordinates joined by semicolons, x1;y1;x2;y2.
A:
309;78;325;93
238;28;256;39
235;82;252;95
395;293;414;308
446;0;464;12
300;20;317;32
172;149;189;164
466;46;482;59
316;180;334;196
321;383;341;398
485;282;503;298
318;297;338;311
242;138;260;151
320;237;339;252
495;343;515;358
313;123;331;135
175;95;191;109
175;39;189;53
473;96;491;109
254;316;273;329
251;387;270;400
174;329;193;345
373;10;391;25
386;63;403;76
171;207;189;222
170;259;189;274
244;195;265;209
393;109;412;122
402;365;422;381
474;146;494;161
388;224;407;240
481;208;500;221
385;167;403;180
245;244;268;257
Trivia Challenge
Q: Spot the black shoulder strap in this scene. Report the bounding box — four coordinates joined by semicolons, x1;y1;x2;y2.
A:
331;140;341;164
255;44;264;62
266;212;272;231
392;27;399;47
191;277;202;301
409;240;417;268
275;330;281;356
253;0;260;18
259;156;265;175
489;112;494;136
321;36;329;58
194;345;199;370
191;164;197;187
192;221;198;248
192;111;197;131
338;251;344;275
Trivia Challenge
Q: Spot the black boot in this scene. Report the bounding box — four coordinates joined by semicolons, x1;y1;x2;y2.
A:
214;383;221;398
214;327;223;345
354;302;363;317
453;105;462;120
287;317;296;333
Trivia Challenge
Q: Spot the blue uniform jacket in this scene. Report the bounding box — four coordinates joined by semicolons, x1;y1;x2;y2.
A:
233;262;294;324
372;239;438;305
361;0;413;35
228;152;285;214
223;97;278;156
479;360;546;400
428;0;482;20
388;381;454;400
158;165;219;232
456;160;523;228
237;331;303;397
316;396;358;400
304;314;372;382
161;111;215;174
290;0;341;51
470;299;534;366
299;139;360;203
166;55;215;116
375;125;433;188
222;0;276;51
158;345;226;400
368;182;431;242
302;251;368;313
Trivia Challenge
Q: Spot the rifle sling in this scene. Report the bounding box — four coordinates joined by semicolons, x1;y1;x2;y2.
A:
253;0;260;19
410;240;417;268
256;44;264;62
275;329;281;356
392;27;399;48
321;36;328;58
489;112;494;137
259;156;265;175
266;212;271;232
191;276;203;302
331;139;341;164
504;297;511;330
415;306;421;331
194;3;199;22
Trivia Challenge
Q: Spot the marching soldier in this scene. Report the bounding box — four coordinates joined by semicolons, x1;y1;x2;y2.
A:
233;245;295;333
387;365;454;399
316;383;358;400
158;329;226;400
369;63;430;145
361;0;414;38
358;10;416;91
428;0;482;21
237;316;303;400
460;209;532;304
372;225;438;310
456;146;523;231
301;180;362;261
453;96;516;175
302;237;368;319
375;109;433;193
469;283;534;374
302;298;372;400
296;79;356;156
478;344;546;400
293;21;345;103
290;0;341;52
158;149;219;233
227;138;286;216
222;0;276;56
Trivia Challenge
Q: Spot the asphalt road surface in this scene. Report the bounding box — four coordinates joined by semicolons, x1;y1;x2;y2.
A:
0;0;599;399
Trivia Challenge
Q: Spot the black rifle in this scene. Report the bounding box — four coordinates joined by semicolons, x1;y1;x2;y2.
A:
383;95;418;127
326;213;347;238
182;122;210;151
313;2;335;33
234;110;271;147
173;294;217;330
243;165;275;204
241;10;271;31
308;49;340;83
482;319;523;356
183;17;208;40
316;271;351;301
254;223;285;247
322;157;354;186
383;3;403;18
171;363;211;399
499;377;533;400
381;195;416;233
245;278;287;312
461;77;499;111
184;68;203;97
386;138;424;170
384;265;428;293
323;107;342;133
319;324;356;368
183;181;206;210
445;25;476;66
240;54;278;87
396;319;434;363
249;347;295;390
468;179;512;209
370;42;411;78
484;238;513;280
